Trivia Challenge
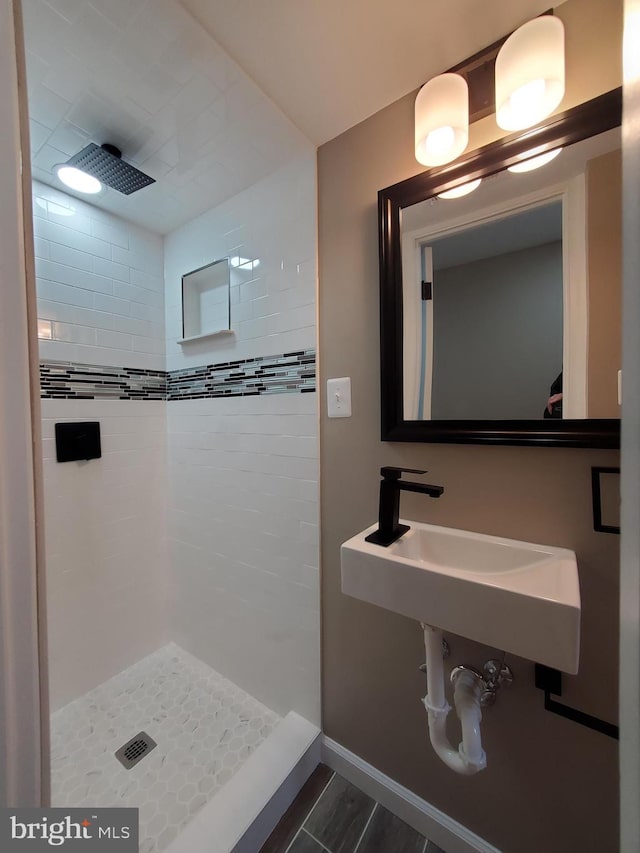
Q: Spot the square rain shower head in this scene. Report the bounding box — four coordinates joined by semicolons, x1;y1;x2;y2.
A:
65;143;155;195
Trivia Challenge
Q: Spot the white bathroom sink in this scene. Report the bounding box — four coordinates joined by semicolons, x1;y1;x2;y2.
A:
341;521;580;673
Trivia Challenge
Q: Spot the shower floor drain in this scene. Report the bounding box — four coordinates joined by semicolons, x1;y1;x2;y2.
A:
115;732;157;769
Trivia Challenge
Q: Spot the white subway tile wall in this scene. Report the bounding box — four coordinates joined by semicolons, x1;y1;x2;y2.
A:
164;152;319;724
34;181;165;371
42;400;169;711
164;153;316;371
35;180;169;709
36;148;319;726
168;393;320;724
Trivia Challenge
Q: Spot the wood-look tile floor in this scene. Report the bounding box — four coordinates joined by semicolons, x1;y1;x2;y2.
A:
260;765;447;853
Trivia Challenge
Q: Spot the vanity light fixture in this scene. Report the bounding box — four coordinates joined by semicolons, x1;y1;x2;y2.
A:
437;178;482;199
415;74;469;167
55;165;102;195
508;146;562;173
495;16;565;131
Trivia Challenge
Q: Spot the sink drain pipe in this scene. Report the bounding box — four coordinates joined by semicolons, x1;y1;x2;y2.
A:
421;624;487;775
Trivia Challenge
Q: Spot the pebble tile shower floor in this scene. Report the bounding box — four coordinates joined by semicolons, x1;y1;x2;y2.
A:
51;643;280;852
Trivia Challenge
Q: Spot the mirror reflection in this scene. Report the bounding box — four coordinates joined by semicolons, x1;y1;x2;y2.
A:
400;128;621;422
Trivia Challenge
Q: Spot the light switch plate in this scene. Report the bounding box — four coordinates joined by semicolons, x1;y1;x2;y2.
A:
327;377;352;418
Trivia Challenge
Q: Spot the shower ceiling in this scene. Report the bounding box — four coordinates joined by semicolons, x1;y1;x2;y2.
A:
22;0;310;233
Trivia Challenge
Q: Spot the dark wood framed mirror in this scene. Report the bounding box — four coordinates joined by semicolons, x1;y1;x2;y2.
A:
379;88;622;447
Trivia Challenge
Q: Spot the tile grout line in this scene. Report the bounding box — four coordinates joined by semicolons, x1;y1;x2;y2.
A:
282;770;336;853
300;827;333;853
352;801;378;853
282;828;301;853
296;770;336;831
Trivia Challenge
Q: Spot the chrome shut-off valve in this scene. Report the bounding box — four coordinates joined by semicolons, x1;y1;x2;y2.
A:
450;658;514;707
479;659;514;706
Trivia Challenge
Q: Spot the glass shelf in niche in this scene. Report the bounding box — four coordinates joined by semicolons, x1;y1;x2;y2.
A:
179;257;232;344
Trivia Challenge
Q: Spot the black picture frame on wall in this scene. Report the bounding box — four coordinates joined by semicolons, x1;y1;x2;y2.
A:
378;88;622;447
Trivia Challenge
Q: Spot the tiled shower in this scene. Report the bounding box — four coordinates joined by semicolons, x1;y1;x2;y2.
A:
28;3;320;839
36;150;319;848
50;645;279;852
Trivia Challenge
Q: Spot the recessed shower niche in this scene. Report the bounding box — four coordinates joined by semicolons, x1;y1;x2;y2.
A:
180;257;232;343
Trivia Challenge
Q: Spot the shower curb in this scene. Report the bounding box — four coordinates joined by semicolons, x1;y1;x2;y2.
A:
165;712;321;853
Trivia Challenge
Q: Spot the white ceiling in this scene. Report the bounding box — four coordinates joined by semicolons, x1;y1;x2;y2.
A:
22;0;310;233
431;202;563;270
181;0;558;145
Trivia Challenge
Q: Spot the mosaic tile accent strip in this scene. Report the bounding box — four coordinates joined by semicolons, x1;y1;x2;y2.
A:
40;361;166;400
51;643;280;853
167;349;316;400
40;350;316;401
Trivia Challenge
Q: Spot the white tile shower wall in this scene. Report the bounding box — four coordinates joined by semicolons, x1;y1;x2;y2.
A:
167;392;319;724
42;399;169;711
164;150;319;724
36;181;168;709
164;152;316;369
33;180;165;371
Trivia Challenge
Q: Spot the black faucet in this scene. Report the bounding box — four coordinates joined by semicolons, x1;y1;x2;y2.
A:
365;467;444;547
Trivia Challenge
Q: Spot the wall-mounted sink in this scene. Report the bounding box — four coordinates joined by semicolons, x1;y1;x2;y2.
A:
341;521;580;673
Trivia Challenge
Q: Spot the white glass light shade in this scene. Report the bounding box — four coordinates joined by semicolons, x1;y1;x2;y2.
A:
415;74;469;167
55;165;102;194
437;178;482;199
508;147;562;173
495;16;565;131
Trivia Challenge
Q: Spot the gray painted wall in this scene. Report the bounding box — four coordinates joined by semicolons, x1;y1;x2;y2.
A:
317;1;622;845
431;241;563;420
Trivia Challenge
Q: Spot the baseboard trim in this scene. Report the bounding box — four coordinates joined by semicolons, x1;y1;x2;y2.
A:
321;737;501;853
